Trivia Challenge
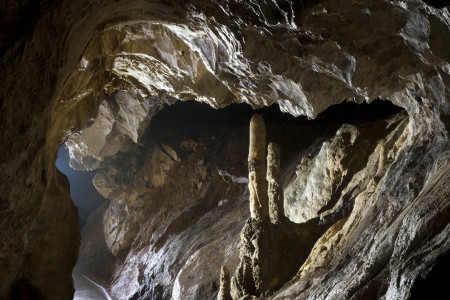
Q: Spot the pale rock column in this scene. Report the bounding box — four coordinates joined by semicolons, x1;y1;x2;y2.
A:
378;141;386;173
248;114;269;220
218;266;232;300
267;142;284;224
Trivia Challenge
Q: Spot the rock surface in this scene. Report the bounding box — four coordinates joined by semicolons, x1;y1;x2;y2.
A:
74;101;408;300
1;0;450;299
267;142;285;225
218;266;232;300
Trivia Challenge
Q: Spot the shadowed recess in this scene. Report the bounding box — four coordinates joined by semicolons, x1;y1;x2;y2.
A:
411;250;450;299
421;0;450;8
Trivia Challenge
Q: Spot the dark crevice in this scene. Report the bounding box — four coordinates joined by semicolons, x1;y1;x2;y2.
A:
410;249;450;299
6;278;45;300
421;0;450;8
0;0;61;53
151;98;402;130
314;98;403;123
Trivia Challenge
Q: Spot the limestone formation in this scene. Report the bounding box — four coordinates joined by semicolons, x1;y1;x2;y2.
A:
283;124;361;223
267;142;285;224
1;0;450;299
218;266;232;300
248;114;269;220
230;121;333;299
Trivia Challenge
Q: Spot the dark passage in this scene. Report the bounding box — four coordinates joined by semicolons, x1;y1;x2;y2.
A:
410;250;450;300
421;0;450;8
152;98;403;128
149;98;403;167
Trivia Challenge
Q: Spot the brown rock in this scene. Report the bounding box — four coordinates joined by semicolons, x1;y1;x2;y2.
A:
218;266;232;300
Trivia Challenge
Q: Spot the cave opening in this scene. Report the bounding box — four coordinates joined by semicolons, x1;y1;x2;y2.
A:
56;146;107;230
55;97;404;299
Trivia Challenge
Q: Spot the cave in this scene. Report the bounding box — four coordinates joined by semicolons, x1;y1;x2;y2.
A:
56;98;404;299
1;1;450;300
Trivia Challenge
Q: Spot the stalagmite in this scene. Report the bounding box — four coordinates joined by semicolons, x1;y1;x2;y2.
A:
267;142;284;224
378;141;386;174
248;114;269;220
218;266;232;300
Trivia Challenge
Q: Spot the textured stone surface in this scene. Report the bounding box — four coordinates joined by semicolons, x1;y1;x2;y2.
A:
230;218;326;299
284;121;383;223
88;102;252;300
275;114;415;299
75;102;402;300
267;142;285;225
248;114;269;221
218;266;232;300
1;0;450;299
66;90;162;170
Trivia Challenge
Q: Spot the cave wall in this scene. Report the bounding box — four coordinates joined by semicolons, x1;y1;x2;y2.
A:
0;1;78;298
0;0;450;299
74;100;407;299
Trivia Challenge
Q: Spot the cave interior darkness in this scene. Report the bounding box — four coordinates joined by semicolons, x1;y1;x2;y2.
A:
51;98;450;299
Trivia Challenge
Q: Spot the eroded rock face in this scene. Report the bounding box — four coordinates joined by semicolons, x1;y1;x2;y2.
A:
83;102;252;299
1;0;450;299
66;90;163;170
71;102;408;300
276;113;413;299
283;118;399;224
